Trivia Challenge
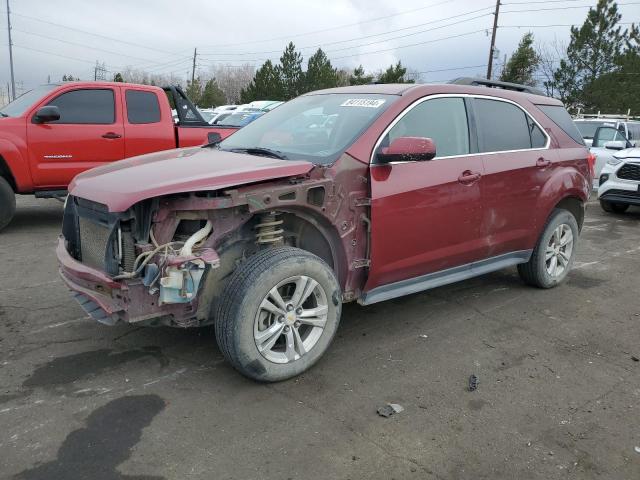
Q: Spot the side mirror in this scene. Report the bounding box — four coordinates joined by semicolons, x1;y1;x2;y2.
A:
377;137;436;163
33;105;61;124
604;140;626;151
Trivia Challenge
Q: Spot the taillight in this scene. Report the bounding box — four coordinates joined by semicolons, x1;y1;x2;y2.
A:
587;153;596;178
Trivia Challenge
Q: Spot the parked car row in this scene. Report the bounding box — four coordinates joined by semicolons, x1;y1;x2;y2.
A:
198;100;283;127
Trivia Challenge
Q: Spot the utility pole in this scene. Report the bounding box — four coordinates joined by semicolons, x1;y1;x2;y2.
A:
6;0;16;101
486;0;501;80
191;48;197;84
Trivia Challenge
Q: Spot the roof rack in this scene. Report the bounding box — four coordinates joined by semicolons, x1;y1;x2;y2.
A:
573;109;639;121
449;77;547;97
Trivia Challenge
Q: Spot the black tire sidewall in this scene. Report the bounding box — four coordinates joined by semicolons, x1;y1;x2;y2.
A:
533;210;579;288
0;177;16;231
225;251;341;382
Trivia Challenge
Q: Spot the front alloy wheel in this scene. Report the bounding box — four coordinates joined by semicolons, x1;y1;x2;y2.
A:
254;275;329;364
215;247;341;382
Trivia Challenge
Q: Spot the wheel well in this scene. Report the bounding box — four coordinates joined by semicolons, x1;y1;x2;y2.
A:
0;156;17;191
554;196;584;231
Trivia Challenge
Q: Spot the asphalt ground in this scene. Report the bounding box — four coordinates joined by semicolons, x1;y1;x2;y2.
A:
1;196;639;480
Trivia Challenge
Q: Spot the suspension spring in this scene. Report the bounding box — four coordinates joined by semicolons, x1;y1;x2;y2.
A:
255;211;284;244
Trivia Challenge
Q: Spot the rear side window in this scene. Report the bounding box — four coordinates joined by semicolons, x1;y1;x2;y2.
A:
537;104;584;145
47;89;115;124
384;97;470;157
474;99;533;152
626;122;640;140
125;90;161;124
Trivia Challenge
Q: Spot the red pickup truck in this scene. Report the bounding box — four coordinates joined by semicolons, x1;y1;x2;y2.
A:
0;82;235;231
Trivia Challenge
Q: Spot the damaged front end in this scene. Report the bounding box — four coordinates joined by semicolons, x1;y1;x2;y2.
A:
58;196;222;327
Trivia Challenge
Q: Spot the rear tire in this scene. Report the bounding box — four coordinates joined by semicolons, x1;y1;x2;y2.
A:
518;209;579;289
0;177;16;232
215;246;341;382
600;199;629;213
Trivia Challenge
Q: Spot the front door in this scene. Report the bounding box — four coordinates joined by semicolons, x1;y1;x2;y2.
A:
366;96;485;291
27;87;124;189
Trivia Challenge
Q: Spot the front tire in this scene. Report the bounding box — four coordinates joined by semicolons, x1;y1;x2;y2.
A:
518;209;579;288
600;199;629;213
215;246;341;382
0;177;16;232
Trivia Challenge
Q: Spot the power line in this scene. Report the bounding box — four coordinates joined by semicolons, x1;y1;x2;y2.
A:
198;5;494;56
331;29;487;61
8;10;186;58
502;1;640;13
197;0;458;48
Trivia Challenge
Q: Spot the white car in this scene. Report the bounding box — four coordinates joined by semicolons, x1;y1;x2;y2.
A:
574;117;640;147
587;125;633;190
597;147;640;213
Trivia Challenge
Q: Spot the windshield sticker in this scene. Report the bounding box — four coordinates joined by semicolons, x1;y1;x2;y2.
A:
340;99;386;108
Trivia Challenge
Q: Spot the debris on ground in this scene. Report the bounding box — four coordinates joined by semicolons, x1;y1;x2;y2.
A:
419;334;428;338
468;374;479;392
631;356;639;362
635;446;640;454
377;403;404;417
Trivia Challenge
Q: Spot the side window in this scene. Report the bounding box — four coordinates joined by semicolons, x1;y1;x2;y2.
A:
126;90;161;124
529;118;547;148
384;97;470;157
474;98;533;152
46;89;115;124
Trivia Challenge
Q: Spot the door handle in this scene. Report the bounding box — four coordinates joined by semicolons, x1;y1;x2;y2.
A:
536;157;551;168
102;132;122;139
458;170;481;185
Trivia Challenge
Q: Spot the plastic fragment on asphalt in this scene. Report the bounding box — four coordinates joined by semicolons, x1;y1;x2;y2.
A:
468;374;479;392
377;403;404;417
631;356;639;362
635;446;640;454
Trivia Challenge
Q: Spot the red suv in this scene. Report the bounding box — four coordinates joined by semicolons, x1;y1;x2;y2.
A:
57;80;591;381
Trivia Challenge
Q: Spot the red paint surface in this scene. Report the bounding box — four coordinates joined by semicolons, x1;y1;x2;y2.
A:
69;147;314;212
0;81;227;194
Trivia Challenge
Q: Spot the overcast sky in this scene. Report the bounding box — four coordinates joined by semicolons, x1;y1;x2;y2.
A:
1;0;639;93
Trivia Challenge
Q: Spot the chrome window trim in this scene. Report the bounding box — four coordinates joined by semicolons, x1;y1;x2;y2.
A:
370;93;551;165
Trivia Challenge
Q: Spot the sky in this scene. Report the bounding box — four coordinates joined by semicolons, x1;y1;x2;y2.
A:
1;0;639;95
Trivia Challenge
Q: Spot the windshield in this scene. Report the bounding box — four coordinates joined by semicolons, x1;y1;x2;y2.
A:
218;112;262;127
219;93;396;164
0;84;59;117
574;121;613;139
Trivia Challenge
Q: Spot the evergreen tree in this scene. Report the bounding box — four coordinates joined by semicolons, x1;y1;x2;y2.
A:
499;33;540;86
113;73;124;82
279;42;304;100
185;77;203;105
349;65;373;85
200;78;226;107
240;60;284;102
305;48;338;92
377;61;413;83
552;0;627;106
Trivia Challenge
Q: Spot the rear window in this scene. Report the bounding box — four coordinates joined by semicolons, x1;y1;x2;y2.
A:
537;105;584;145
474;98;533;152
126;90;161;124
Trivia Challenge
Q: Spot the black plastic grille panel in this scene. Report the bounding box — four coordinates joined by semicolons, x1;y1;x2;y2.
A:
617;163;640;181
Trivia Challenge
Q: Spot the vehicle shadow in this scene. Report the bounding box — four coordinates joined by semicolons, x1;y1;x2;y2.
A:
3;198;64;234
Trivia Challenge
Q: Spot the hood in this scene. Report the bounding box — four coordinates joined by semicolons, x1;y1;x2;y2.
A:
69;146;314;212
613;147;640;160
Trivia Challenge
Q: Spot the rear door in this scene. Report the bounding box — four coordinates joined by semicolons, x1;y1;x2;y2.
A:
27;87;124;188
122;88;174;157
366;96;485;290
473;97;552;257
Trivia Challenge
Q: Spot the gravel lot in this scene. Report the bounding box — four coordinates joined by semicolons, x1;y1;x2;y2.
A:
1;196;639;480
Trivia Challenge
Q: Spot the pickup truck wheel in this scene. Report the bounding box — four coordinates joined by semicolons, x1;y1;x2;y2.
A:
600;199;629;213
0;177;16;232
215;246;341;382
517;209;579;289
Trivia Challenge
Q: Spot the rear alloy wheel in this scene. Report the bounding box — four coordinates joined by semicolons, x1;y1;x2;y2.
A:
0;176;16;232
600;199;629;214
215;246;341;382
518;209;579;288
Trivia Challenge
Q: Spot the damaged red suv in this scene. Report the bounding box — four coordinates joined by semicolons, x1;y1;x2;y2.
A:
58;80;591;381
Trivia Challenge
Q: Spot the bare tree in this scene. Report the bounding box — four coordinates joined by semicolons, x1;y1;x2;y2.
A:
536;39;567;97
208;64;256;104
